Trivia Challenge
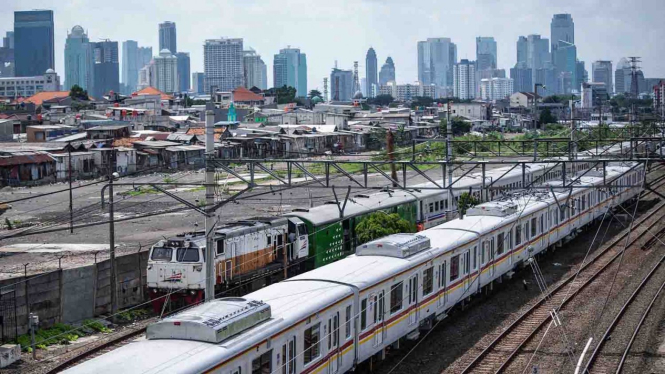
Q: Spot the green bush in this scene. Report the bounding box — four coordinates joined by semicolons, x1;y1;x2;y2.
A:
356;212;414;245
84;319;112;333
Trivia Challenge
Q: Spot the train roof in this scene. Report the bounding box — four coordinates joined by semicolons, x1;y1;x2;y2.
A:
215;216;288;238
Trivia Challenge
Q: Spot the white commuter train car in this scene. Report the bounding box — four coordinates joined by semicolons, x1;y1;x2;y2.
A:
66;163;643;374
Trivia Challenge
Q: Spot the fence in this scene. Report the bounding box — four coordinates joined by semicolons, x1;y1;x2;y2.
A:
0;250;148;341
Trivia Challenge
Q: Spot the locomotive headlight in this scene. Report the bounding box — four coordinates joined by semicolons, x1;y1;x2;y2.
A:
194;265;202;272
190;290;197;295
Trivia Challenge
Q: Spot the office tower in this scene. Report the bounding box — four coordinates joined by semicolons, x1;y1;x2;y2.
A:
92;40;119;98
453;59;476;100
159;21;177;54
64;25;94;92
14;10;54;76
365;47;378;98
273;47;307;96
476;37;497;71
615;58;632;94
592;61;613;94
418;38;457;88
121;40;144;94
480;78;513;101
192;72;205;94
0;32;15;77
379;57;395;86
551;14;575;51
243;49;267;90
510;63;533;93
154;49;178;93
138;47;152;68
176;52;190;92
330;68;353;101
204;38;244;93
552;41;577;94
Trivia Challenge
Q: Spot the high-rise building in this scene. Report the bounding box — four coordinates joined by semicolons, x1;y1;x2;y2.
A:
515;35;549;85
204;38;244;93
137;61;153;91
551;14;575;51
510;63;533;93
615;58;632;95
243;49;267;90
64;25;94;92
14;10;54;77
552;41;577;94
0;69;59;97
273;47;307;96
330;68;353;101
453;59;476;100
581;82;609;109
379;81;436;101
176;52;190;92
592;60;612;93
0;32;14;78
138;47;152;68
379;57;395;86
365;47;378;98
154;49;178;93
121;41;152;94
480;78;514;101
476;37;497;71
418;38;457;89
158;21;177;54
192;72;205;94
92;40;119;98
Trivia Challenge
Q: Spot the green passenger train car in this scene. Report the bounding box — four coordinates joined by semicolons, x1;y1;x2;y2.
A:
285;189;420;268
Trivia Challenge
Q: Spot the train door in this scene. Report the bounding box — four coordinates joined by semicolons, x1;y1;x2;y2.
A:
328;312;340;373
281;336;296;374
489;237;495;278
251;350;272;374
342;219;352;254
438;262;447;308
463;250;470;292
371;291;385;347
408;274;418;325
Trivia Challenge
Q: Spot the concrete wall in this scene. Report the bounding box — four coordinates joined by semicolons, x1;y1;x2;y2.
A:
0;250;148;339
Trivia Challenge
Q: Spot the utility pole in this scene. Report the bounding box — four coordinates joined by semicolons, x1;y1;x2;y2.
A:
107;148;118;320
570;100;577;160
447;101;453;218
68;143;73;234
386;130;398;187
205;110;216;302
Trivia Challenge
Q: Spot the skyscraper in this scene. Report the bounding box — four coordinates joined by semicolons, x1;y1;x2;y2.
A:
615;58;632;94
379;57;395;86
510;63;533;93
204;38;244;93
551;14;575;51
154;49;178;93
64;25;94;92
1;32;15;78
551;14;577;94
14;10;54;77
243;49;267;90
159;22;177;54
138;47;152;68
92;40;119;98
273;47;307;96
365;47;378;98
121;40;140;93
453;59;476;100
192;72;205;94
3;32;14;50
476;37;497;71
330;68;353;101
418;38;457;88
176;52;190;92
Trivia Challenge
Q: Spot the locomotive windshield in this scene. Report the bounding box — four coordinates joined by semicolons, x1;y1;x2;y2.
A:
151;247;173;262
176;247;200;262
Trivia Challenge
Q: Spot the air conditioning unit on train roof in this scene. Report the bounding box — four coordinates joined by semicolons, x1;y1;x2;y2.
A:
146;297;271;344
356;234;431;258
466;201;518;217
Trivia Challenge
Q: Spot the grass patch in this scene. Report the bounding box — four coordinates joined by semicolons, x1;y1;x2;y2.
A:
116;308;151;323
120;186;159;197
83;319;112;333
14;323;81;351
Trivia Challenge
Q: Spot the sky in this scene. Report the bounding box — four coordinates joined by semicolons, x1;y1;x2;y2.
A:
3;0;664;93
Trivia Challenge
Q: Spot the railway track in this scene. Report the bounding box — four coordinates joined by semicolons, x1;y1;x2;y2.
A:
581;242;665;373
456;179;665;374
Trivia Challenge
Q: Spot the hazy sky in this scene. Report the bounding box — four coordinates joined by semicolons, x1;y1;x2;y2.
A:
3;0;664;92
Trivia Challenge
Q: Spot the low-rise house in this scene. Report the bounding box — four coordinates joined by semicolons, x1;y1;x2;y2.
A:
163;145;205;169
87;124;132;140
51;152;96;180
90;147;137;176
0;118;20;141
132;140;180;168
166;133;198;144
0;152;56;186
26;125;77;142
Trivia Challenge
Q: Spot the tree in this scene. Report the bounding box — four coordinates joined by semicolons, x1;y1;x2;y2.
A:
308;89;322;99
539;108;558;125
265;85;297;104
369;94;394;107
457;192;479;218
410;96;434;109
441;116;471;136
355;212;415;245
69;84;88;101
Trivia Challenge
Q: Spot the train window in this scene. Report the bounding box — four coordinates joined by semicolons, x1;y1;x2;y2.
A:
560;207;565;222
450;255;460;281
233;367;242;374
515;225;522;246
345;305;352;338
251;351;271;374
423;268;434;295
267;236;272;246
409;275;418;304
303;323;321;365
540;215;544;233
216;240;224;255
390;282;403;314
497;233;504;255
442;200;447;210
581;195;586;210
151;247;173;262
429;203;434;213
435;201;439;211
176;248;200;262
525;222;530;240
530;218;537;237
439;262;446;288
298;225;307;236
472;246;478;270
481;242;486;264
374;292;385;323
464;252;470;274
360;299;367;330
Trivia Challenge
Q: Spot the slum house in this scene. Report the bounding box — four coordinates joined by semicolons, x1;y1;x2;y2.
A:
132;141;180;169
0;152;56;186
90;147;137;176
163;145;205;169
166;133;198;144
26;125;77;142
0;118;20;141
51;152;96;180
87;124;132;140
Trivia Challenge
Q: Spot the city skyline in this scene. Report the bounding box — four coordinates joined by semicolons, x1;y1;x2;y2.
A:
2;0;664;93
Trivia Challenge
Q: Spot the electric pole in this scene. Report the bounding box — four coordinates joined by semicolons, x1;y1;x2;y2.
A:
386;130;398;187
68;143;73;234
205;110;216;302
447;101;453;218
108;148;118;319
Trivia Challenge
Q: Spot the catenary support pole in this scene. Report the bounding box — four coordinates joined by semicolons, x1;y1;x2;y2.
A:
205;110;216;302
447;101;453;218
68;143;73;234
108;148;118;321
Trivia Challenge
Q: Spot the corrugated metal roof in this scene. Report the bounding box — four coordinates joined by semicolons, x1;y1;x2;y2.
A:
0;152;55;166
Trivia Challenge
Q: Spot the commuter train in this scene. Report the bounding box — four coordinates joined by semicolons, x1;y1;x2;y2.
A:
73;162;644;374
